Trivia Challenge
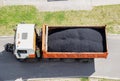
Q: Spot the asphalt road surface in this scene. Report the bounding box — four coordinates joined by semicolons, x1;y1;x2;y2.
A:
0;35;120;81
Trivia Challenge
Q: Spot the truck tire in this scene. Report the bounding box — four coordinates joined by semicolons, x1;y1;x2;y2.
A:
80;58;94;63
5;43;14;52
17;59;25;62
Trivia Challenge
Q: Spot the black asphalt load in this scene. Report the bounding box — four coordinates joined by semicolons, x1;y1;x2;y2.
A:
48;27;106;52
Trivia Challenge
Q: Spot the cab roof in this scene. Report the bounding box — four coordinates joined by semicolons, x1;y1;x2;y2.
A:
16;24;35;49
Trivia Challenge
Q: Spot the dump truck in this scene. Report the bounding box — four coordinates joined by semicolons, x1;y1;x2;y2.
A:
5;24;108;62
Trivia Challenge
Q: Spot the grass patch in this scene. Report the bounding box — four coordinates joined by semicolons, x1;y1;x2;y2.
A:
0;5;120;35
0;5;39;35
81;77;89;81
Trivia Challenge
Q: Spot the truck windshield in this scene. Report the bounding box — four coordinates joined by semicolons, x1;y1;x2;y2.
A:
17;50;27;53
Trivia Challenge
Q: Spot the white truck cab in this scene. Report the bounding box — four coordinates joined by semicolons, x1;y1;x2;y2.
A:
13;24;37;59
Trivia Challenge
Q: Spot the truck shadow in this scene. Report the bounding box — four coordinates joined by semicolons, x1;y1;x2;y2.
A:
39;59;95;78
0;50;95;80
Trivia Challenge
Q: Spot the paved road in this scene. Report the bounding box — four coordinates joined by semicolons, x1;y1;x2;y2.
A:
0;35;120;81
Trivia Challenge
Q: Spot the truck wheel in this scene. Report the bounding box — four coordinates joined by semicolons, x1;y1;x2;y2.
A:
5;44;8;51
5;43;14;52
81;58;94;63
17;59;26;62
62;59;75;62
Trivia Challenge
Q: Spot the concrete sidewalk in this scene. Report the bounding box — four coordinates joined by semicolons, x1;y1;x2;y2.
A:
1;0;120;11
1;0;92;11
92;0;120;6
35;0;92;11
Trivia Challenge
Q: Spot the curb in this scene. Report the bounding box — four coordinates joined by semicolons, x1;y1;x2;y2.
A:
89;76;120;80
108;34;120;36
26;76;120;81
6;76;120;81
0;36;13;38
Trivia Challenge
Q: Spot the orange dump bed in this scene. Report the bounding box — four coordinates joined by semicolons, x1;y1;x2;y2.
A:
42;25;108;59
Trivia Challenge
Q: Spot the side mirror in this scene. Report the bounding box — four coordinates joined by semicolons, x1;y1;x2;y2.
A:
13;29;16;32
